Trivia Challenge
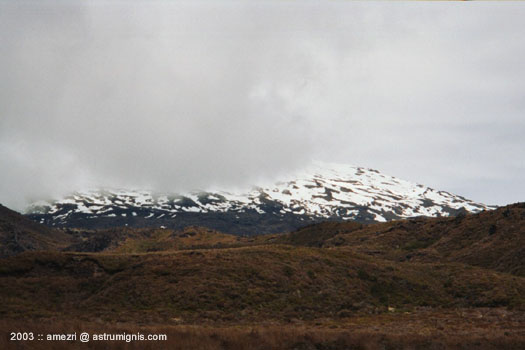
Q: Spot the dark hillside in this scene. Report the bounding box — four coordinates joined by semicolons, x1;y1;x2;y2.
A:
1;247;524;323
0;204;74;257
280;203;525;276
1;203;525;348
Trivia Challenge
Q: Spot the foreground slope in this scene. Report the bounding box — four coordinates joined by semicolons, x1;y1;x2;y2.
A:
1;247;524;323
1;205;525;322
25;162;492;234
1;203;524;349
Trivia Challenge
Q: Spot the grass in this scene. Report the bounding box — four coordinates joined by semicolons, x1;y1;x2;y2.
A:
279;203;525;277
1;311;525;350
2;204;525;348
1;245;524;324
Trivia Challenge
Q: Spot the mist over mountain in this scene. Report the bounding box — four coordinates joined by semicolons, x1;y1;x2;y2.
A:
2;2;525;210
25;162;493;235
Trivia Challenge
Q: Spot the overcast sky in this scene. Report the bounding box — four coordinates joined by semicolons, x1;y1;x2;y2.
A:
1;1;525;210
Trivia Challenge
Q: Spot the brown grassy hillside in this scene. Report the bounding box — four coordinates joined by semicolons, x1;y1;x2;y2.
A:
63;225;270;253
0;204;74;257
280;203;525;276
2;204;525;349
1;246;524;324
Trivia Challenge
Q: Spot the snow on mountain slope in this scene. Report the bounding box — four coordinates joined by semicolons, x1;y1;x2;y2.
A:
25;162;494;232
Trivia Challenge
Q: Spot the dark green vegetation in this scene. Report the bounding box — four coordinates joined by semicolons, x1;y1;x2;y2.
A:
1;203;525;349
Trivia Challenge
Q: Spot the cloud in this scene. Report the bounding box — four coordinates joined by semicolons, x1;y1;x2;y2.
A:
1;1;525;209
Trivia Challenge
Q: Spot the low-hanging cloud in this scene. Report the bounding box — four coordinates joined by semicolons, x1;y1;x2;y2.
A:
1;1;525;210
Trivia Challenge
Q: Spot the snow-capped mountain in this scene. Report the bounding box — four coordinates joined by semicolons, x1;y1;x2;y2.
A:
25;162;494;235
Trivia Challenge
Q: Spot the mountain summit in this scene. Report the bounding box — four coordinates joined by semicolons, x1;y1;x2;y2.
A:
25;162;493;234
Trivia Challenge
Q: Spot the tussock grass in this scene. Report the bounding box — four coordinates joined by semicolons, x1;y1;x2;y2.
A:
2;313;525;350
3;204;525;348
1;245;524;323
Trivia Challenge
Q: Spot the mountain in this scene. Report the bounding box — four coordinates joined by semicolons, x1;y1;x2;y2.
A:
0;204;74;257
25;162;493;234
